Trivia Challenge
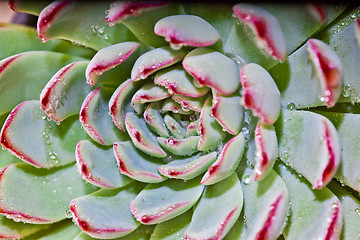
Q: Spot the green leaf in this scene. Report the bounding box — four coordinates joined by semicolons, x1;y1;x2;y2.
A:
37;1;137;51
113;141;166;183
40;61;92;122
201;132;245;185
276;164;343;240
130;177;204;225
197;96;226;152
0;163;95;224
22;220;80;240
183;48;240;96
162;98;191;115
150;210;192;240
158;152;217;180
164;114;186;139
0;23;94;59
143;102;170;138
75;140;133;188
239;167;289;240
80;87;129;146
1;101;89;168
125;113;167;158
70;183;144;239
275;110;341;189
157;136;201;156
0;51;84;116
172;94;206;113
184;173;243;240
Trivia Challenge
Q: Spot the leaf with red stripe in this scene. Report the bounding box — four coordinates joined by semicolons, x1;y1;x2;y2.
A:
0;163;95;224
70;183;144;239
1;101;89;168
184;173;243;240
130;177;204;225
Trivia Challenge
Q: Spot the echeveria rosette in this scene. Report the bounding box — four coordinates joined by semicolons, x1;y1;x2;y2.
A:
0;1;359;239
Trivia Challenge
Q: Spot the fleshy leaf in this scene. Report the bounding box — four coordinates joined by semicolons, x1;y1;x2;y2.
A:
37;1;137;50
0;23;94;60
0;51;84;116
150;210;192;240
132;47;186;81
183;48;240;96
106;3;184;47
80;87;128;146
328;181;360;239
197;96;226;151
307;39;342;108
9;0;53;15
172;94;206;113
157;136;201;156
253;122;278;181
70;183;144;239
164;114;186;139
22;220;80;240
125;113;167;158
109;79;140;132
113;141;166;183
239;167;289;240
184;173;243;240
162;98;191;115
276;164;343;240
158;152;217;180
240;63;281;125
223;211;246;240
85;42;141;87
0;163;94;224
75;140;133;188
143;102;169;137
154;65;209;97
319;111;360;192
130;177;204;225
232;4;287;61
201;132;245;185
276;110;341;189
1;101;88;168
154;15;221;49
40;61;91;122
131;82;171;114
212;91;243;135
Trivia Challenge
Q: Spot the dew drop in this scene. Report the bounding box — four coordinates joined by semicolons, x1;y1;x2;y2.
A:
65;208;73;219
286;102;296;111
243;174;251;185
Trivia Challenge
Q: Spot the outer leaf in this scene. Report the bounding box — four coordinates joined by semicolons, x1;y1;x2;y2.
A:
37;1;137;50
40;61;91;122
80;87;129;146
276;110;341;189
183;48;240;96
150;210;192;240
276;164;343;240
0;23;94;60
158;152;217;180
1;101;89;168
0;51;84;116
130;177;204;225
22;220;80;240
201;132;245;185
70;183;144;239
184;173;243;240
197;96;226;152
0;163;95;224
239;167;289;240
106;3;184;47
9;0;52;15
113;141;166;183
154;15;221;49
75;140;133;188
125;113;167;158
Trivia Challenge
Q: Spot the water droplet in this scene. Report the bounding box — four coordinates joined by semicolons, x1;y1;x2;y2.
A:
65;208;73;218
286;102;296;111
355;208;360;216
243;174;251;185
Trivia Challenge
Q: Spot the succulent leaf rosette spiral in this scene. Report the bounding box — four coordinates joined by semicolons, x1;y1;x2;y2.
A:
0;1;360;239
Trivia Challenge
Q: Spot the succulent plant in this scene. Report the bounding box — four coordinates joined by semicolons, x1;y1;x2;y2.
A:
0;1;360;239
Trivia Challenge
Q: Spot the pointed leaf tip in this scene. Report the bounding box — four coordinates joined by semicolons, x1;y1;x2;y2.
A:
307;39;342;108
233;3;287;61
